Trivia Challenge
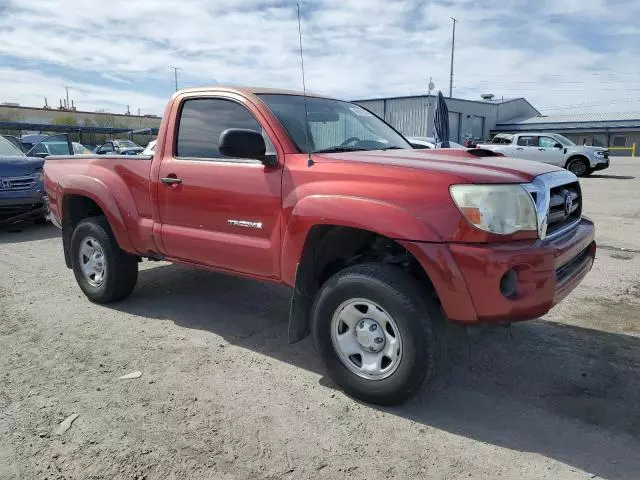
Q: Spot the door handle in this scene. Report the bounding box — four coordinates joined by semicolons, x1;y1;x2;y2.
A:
538;148;546;151
161;176;182;185
516;147;524;150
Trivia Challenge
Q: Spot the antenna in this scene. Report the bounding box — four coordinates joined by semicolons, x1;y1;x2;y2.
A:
296;3;313;167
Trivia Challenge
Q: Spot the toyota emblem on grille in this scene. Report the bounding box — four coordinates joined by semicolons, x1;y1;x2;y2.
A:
0;179;11;189
564;192;573;217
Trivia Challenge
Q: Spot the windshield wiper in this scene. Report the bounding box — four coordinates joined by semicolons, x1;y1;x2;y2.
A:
378;146;404;151
313;146;369;154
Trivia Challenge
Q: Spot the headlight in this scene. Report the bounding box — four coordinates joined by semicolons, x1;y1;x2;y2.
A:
450;184;537;235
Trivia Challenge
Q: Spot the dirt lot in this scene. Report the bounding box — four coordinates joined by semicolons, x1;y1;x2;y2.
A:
1;158;639;480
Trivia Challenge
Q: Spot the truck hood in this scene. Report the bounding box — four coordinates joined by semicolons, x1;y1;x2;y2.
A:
314;149;561;183
0;155;44;177
570;145;607;154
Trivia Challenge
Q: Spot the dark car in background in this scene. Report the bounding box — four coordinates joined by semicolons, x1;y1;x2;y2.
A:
2;135;27;153
0;134;73;226
19;134;50;152
95;139;144;156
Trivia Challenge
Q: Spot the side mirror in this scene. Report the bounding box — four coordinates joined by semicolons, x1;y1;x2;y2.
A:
219;128;274;166
554;143;563;149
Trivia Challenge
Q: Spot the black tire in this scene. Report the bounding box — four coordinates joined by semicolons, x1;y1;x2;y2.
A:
70;216;138;303
312;263;441;405
566;157;591;177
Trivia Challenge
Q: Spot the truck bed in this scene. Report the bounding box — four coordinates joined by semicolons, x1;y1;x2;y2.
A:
44;155;156;254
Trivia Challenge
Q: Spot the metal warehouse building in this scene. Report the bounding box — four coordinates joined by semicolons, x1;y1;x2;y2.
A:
494;113;640;155
353;94;540;143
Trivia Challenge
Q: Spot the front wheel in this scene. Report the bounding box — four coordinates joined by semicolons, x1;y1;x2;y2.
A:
566;157;591;177
70;216;138;303
312;263;441;405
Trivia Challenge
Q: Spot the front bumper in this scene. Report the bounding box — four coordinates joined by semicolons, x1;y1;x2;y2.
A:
593;158;610;171
400;218;596;323
0;195;47;224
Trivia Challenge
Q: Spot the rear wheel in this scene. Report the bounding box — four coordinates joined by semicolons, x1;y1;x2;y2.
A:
567;157;591;177
312;263;441;405
70;216;138;303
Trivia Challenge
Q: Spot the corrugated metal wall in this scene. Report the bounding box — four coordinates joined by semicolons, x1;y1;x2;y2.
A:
384;97;430;137
356;97;431;137
357;100;385;118
355;96;535;141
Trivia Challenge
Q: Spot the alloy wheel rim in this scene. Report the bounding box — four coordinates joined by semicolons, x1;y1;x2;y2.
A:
330;298;403;380
79;236;106;287
570;161;586;176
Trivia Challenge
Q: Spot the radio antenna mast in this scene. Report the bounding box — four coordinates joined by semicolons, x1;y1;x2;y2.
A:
296;3;313;167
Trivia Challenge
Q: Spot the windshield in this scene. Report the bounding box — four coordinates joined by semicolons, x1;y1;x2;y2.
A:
257;94;412;153
0;135;26;156
553;134;575;146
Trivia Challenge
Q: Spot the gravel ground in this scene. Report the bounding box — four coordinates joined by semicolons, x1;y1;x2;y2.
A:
1;158;639;480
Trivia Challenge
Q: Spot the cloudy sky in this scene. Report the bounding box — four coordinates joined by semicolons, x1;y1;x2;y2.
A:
1;0;639;116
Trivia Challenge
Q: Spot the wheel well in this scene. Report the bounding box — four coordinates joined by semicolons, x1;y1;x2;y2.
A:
565;155;589;168
61;195;106;268
288;225;438;343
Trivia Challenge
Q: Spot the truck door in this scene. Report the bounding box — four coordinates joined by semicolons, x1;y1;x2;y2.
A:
512;135;538;160
155;96;283;279
535;136;565;166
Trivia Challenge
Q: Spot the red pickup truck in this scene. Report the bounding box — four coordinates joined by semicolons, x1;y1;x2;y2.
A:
44;87;596;405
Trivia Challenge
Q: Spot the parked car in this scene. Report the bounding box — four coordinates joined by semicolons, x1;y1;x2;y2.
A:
19;134;49;152
142;139;157;156
73;142;94;155
95;140;144;156
30;140;84;158
2;135;27;153
477;133;609;177
44;87;595;405
407;136;465;149
1;134;73;225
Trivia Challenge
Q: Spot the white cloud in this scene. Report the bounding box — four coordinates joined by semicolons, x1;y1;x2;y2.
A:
1;0;640;115
100;73;131;84
0;67;167;114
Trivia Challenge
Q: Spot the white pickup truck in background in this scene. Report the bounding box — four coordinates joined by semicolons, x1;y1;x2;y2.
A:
477;133;609;177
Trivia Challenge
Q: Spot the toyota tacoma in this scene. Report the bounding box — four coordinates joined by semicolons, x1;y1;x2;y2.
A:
44;87;596;405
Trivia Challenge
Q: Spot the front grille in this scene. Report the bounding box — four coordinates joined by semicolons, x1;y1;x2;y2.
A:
547;181;581;237
0;175;38;191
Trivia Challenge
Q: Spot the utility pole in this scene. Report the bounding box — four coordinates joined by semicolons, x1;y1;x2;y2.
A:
172;67;179;92
427;77;435;136
65;87;70;110
449;17;457;98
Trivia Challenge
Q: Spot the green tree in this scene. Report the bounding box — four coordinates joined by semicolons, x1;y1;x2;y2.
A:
51;114;78;126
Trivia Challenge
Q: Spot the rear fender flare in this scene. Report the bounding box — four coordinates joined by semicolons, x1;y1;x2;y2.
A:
60;174;136;253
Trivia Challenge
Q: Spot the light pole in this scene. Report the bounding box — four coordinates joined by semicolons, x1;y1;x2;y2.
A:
426;77;435;136
171;67;179;92
449;17;457;98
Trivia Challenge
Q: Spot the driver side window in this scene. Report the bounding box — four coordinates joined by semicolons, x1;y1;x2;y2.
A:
99;143;114;153
32;143;48;155
538;136;558;148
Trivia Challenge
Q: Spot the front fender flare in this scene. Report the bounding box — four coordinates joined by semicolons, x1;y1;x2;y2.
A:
281;195;441;287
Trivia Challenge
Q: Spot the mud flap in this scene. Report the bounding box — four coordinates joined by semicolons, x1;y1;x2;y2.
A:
288;263;314;343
